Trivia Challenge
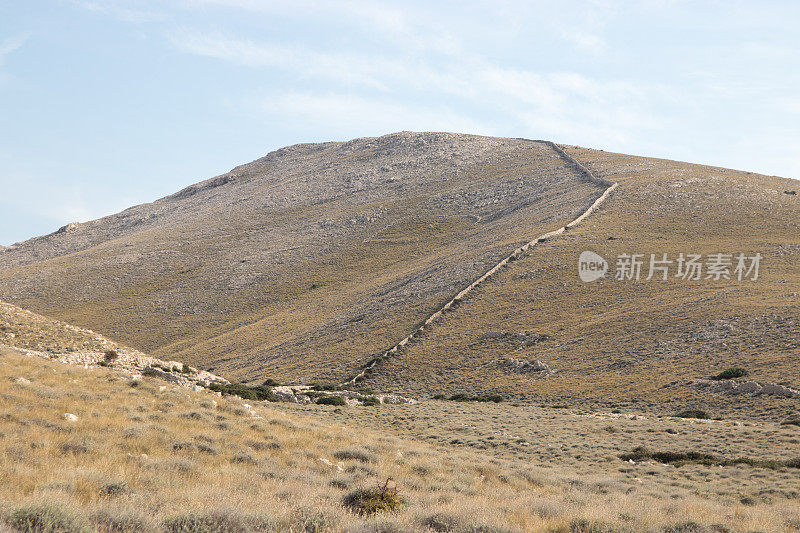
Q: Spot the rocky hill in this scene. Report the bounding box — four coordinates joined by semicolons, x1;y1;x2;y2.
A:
359;145;800;419
0;132;798;419
0;132;605;383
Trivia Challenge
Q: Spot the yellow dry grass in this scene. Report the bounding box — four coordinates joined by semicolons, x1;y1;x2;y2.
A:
2;347;800;532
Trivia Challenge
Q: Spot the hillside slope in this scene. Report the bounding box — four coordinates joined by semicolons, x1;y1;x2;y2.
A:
360;146;800;418
0;132;605;382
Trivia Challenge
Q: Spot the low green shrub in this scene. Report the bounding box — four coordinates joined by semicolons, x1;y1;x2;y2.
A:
91;508;156;532
620;446;800;470
420;512;459;532
8;502;91;533
333;448;376;463
570;518;618;533
448;393;504;403
207;383;278;402
98;481;129;499
316;395;346;406
309;382;340;391
673;409;709;419
361;396;381;406
162;510;271;532
712;367;747;380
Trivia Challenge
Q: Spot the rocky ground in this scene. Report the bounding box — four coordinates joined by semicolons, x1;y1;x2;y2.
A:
0;132;605;384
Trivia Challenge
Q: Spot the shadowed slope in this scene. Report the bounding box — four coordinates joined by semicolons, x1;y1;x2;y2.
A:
0;132;605;382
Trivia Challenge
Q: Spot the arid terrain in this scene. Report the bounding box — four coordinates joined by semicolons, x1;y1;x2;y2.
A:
352;141;800;420
0;133;605;384
1;132;799;532
2;339;799;533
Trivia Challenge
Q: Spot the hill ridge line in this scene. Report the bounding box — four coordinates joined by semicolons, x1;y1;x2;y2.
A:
345;141;618;385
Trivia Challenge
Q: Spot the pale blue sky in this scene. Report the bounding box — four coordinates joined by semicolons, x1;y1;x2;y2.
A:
1;1;799;245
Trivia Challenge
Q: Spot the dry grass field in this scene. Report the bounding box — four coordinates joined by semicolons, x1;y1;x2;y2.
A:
2;346;800;533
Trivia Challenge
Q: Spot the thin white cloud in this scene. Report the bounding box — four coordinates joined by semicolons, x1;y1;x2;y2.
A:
0;34;29;65
255;92;493;136
69;0;165;22
173;27;669;147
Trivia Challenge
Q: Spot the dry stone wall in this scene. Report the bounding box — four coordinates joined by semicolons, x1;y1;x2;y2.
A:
346;142;618;385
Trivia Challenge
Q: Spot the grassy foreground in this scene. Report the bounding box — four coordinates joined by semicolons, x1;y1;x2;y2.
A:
2;347;799;532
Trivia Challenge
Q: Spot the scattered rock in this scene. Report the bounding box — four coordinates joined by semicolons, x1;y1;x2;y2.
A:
489;358;555;375
55;222;81;234
13;377;31;385
63;413;78;422
478;331;549;346
689;378;800;398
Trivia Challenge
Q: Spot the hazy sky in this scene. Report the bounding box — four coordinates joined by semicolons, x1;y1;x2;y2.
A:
2;1;799;245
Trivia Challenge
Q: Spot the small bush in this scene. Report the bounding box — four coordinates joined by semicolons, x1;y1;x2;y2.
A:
780;418;800;427
432;394;447;400
290;507;336;533
448;393;504;403
662;522;711;533
309;382;340;391
208;383;278;402
333;448;376;463
104;350;119;362
316;395;346;406
343;480;402;516
9;502;91;533
350;518;406;533
620;447;800;470
712;367;747;380
59;441;91;455
98;481;129;499
570;518;618;533
674;409;709;420
361;396;381;406
420;512;460;532
91;508;156;532
162;510;271;533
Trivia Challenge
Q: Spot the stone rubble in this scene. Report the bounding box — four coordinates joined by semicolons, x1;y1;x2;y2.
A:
689;378;800;398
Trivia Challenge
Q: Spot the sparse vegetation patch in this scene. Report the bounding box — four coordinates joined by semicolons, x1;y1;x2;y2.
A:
712;367;748;380
621;446;800;470
447;393;504;403
207;382;278;402
342;480;402;516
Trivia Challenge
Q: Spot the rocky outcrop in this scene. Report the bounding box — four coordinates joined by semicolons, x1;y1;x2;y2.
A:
6;344;229;390
271;385;416;405
689;379;800;398
491;358;555;375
